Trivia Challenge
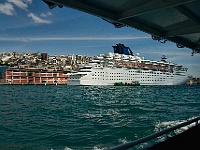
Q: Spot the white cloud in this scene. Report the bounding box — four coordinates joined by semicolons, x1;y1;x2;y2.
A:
0;36;150;42
25;0;33;3
7;0;30;10
41;12;52;17
0;0;32;15
0;3;15;15
28;12;52;24
0;0;52;24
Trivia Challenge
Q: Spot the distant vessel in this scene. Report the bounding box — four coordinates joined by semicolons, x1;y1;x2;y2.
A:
67;44;191;85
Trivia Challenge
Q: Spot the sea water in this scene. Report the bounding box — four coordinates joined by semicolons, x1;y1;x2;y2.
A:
0;85;199;150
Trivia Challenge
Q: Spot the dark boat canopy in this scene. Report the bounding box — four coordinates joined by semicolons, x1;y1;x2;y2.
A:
43;0;200;54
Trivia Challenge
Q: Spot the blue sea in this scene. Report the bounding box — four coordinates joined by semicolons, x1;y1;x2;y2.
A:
0;84;199;150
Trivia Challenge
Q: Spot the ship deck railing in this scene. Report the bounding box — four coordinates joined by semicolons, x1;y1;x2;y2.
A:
111;116;200;150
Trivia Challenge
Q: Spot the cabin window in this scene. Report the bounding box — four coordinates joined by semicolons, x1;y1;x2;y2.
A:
28;72;32;76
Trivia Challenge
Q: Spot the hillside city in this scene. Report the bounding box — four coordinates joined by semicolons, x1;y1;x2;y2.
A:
0;51;93;71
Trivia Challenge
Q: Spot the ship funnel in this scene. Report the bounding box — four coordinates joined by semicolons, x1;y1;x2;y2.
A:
112;43;133;56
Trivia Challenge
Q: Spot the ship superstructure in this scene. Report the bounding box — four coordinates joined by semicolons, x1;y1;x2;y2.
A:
67;44;191;85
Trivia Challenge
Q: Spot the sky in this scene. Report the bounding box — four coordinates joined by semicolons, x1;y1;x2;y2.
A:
0;0;199;77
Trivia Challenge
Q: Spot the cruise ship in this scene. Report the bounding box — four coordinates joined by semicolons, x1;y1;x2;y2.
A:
67;44;191;85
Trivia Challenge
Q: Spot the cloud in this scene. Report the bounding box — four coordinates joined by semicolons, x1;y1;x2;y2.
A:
0;0;52;24
0;3;15;15
26;36;150;41
7;0;32;10
0;37;30;42
40;12;52;17
0;36;150;42
28;13;52;24
0;0;32;15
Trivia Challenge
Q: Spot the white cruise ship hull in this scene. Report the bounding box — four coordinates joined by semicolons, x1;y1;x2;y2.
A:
67;67;190;86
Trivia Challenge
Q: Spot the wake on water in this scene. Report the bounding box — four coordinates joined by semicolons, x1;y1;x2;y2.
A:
154;116;198;143
50;116;198;150
155;116;198;133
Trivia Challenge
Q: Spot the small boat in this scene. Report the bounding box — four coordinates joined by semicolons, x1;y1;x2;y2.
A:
114;81;140;86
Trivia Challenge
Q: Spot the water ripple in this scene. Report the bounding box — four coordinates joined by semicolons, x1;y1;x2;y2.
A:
0;85;199;149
